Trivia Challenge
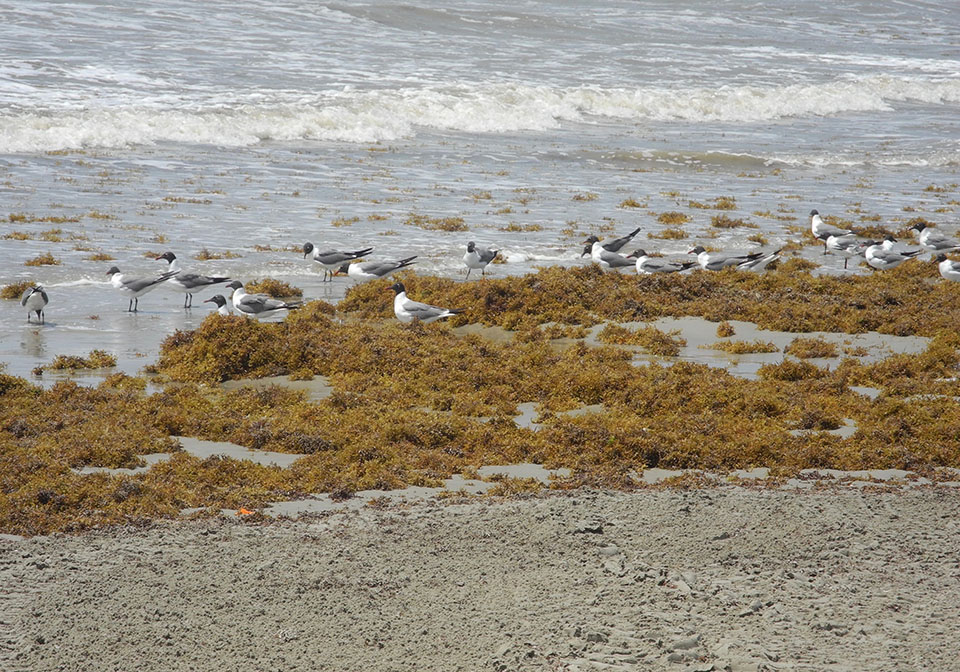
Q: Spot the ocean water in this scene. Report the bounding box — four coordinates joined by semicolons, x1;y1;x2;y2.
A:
1;0;958;378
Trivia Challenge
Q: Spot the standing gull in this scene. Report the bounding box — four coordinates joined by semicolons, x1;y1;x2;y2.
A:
810;210;852;254
20;285;49;324
825;234;868;270
155;251;230;308
387;282;464;324
302;242;373;281
337;255;417;281
106;266;178;312
464;242;500;279
225;281;300;318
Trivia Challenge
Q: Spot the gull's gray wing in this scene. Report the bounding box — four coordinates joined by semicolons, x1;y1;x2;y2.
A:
925;230;959;250
601;227;641;252
478;248;498;264
402;297;449;321
598;248;634;268
314;250;357;265
356;261;400;277
20;286;47;306
177;273;230;289
871;248;911;264
704;252;754;270
121;275;171;292
639;258;675;273
237;293;288;313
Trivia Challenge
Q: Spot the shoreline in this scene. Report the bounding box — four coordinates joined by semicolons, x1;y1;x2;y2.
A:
3;487;959;671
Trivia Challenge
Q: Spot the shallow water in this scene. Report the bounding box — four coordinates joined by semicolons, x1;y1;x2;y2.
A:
1;0;958;377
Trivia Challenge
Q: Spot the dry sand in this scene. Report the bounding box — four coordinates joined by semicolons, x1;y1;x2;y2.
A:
2;488;959;672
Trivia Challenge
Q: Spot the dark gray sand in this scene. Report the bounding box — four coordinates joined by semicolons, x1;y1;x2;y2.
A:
3;488;959;672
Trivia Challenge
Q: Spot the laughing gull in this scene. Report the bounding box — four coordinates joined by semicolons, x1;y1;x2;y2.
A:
911;222;960;254
155;251;230;308
106;266;178;312
302;242;373;281
336;255;417;281
810;210;853;254
20;285;48;324
934;254;960;283
880;235;923;256
936;254;960;282
825;234;868;270
688;246;780;271
464;242;500;279
225;280;300;318
629;249;698;275
203;294;232;316
387;282;464;324
583;228;642;261
864;239;922;270
582;243;635;271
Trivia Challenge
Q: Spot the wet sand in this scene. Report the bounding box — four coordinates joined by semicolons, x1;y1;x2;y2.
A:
3;487;959;672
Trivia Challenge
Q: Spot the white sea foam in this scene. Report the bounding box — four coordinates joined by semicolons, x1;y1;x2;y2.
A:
1;75;958;153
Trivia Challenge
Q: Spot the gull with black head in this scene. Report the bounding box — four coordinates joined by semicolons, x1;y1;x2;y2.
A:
582;242;635;271
336;255;417;282
864;237;922;270
935;254;960;282
582;227;641;263
155;251;231;308
303;242;373;281
464;242;499;279
387;282;464;324
203;294;232;316
688;246;780;272
629;249;698;275
225;280;300;318
825;234;869;270
810;209;853;254
910;221;960;255
106;266;178;312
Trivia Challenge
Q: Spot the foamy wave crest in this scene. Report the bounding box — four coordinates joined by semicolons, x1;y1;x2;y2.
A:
1;75;957;152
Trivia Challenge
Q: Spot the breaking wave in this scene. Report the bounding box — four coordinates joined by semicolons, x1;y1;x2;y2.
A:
1;75;958;153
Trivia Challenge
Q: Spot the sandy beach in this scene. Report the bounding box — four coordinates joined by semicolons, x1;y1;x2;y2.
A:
3;487;959;672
